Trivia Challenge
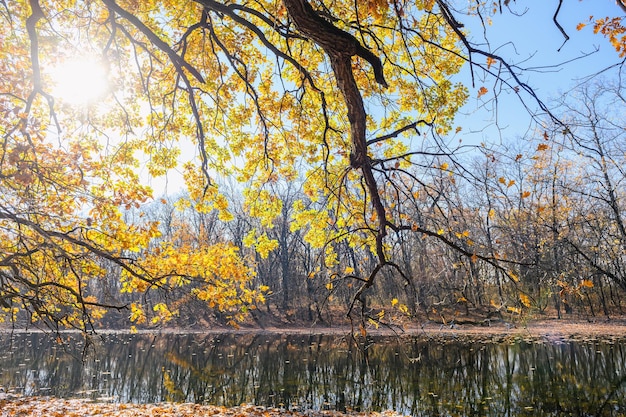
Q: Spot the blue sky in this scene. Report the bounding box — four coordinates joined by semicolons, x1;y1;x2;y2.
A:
456;0;624;143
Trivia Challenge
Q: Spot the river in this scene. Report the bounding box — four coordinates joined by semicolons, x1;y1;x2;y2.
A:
0;331;624;416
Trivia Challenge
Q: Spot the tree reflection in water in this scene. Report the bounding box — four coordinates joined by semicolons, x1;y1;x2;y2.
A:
0;332;624;416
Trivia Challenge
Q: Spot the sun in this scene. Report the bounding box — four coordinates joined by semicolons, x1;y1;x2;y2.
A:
50;57;110;106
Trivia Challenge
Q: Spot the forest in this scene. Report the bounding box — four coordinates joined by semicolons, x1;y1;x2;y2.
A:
1;0;626;333
113;84;626;330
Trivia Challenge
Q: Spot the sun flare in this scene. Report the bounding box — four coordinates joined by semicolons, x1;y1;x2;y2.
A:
50;57;110;105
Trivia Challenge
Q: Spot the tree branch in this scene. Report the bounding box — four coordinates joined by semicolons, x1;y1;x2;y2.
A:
100;0;204;84
367;119;432;146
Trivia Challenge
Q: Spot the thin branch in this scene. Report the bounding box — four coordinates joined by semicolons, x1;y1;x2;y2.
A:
553;0;570;52
435;0;562;125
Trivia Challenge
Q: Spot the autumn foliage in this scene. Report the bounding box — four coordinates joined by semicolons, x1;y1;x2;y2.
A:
1;0;625;331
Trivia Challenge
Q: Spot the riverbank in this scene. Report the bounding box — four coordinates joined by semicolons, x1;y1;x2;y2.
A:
257;316;626;338
2;316;626;339
409;316;626;339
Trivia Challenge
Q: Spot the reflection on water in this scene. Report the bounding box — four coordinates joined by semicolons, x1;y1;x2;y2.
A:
0;331;625;416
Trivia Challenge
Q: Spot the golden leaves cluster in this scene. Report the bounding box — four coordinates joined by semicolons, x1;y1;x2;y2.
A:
0;0;264;328
580;16;626;57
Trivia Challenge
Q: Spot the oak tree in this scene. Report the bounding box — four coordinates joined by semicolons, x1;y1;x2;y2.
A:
1;0;624;329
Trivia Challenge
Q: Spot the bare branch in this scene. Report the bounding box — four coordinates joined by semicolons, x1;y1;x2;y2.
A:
553;0;570;52
367;119;432;146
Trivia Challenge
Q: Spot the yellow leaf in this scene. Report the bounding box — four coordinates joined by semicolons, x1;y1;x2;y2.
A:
519;293;531;308
367;317;380;329
437;228;445;235
507;306;521;314
391;298;399;306
130;303;146;324
460;230;469;237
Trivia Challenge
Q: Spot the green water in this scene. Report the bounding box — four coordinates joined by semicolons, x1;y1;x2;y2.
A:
0;331;624;416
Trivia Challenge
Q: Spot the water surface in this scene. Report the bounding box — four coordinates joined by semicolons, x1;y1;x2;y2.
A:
0;331;624;416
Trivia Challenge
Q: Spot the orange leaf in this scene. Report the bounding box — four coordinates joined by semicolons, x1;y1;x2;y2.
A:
477;86;488;98
580;279;594;288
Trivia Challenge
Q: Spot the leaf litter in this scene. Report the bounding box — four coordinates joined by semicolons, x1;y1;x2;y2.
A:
0;395;407;417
